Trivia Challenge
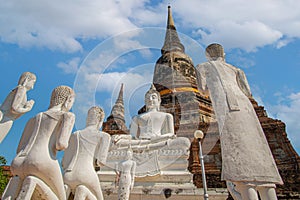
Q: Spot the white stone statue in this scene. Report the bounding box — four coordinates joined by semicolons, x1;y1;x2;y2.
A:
112;84;176;150
196;43;283;200
0;72;36;143
2;85;75;200
106;84;190;177
62;106;111;200
115;148;136;200
130;84;175;141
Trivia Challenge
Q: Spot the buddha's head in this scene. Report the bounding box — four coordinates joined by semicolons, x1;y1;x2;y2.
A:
205;43;225;61
86;106;105;129
18;72;37;90
145;84;161;111
49;85;75;111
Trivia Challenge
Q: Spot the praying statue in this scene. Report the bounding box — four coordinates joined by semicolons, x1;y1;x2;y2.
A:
196;43;283;200
0;72;36;143
62;106;111;200
2;85;75;200
115;148;136;200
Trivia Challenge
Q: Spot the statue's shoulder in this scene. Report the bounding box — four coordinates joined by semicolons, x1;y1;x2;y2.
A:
224;62;239;71
163;112;173;118
156;111;172;117
99;131;110;137
62;111;75;120
134;112;148;120
197;61;211;68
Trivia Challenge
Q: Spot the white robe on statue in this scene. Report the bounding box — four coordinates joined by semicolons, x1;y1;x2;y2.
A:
197;60;283;184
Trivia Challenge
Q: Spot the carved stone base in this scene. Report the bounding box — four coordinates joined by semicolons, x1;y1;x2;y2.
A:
99;170;228;200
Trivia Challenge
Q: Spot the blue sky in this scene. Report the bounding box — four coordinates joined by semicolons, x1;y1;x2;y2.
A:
0;0;299;163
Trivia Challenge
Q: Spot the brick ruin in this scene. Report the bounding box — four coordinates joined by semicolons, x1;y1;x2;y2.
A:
103;6;300;199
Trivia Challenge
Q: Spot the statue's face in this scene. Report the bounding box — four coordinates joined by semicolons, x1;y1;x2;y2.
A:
145;92;160;109
26;79;36;90
63;94;75;111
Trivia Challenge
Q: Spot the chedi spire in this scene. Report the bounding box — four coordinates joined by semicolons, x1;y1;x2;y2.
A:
161;6;185;54
102;84;128;135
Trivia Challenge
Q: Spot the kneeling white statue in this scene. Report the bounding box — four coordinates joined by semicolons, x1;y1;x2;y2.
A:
0;72;36;143
62;106;111;200
2;85;75;200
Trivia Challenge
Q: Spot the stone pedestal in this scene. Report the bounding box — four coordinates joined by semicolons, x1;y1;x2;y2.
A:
99;170;228;200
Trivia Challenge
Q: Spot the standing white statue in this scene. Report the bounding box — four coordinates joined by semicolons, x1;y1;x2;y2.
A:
62;106;111;200
130;84;175;141
115;148;136;200
196;43;283;200
0;72;36;143
2;85;75;200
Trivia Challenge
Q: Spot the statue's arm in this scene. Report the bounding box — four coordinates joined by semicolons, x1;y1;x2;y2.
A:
166;114;175;136
151;114;175;142
16;117;35;153
56;112;75;151
130;116;139;139
130;161;136;189
61;133;77;171
11;86;34;114
95;132;111;166
236;69;252;97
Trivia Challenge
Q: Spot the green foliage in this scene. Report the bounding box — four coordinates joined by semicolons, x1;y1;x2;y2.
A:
0;156;7;165
0;155;9;196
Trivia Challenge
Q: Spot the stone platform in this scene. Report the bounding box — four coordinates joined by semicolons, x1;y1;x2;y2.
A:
98;170;228;200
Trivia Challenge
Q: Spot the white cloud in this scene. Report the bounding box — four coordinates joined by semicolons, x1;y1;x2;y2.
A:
226;50;256;69
57;57;81;74
97;72;151;92
173;0;300;51
197;20;282;52
72;65;154;129
0;0;147;52
1;0;300;52
276;38;294;49
268;92;300;154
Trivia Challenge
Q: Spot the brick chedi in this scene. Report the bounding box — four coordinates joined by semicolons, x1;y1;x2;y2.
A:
152;6;214;138
102;84;129;135
251;98;300;199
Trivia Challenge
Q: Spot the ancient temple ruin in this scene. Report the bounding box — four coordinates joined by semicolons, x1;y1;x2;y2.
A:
103;6;300;199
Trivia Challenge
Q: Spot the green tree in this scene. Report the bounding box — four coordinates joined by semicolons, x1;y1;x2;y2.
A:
0;155;9;195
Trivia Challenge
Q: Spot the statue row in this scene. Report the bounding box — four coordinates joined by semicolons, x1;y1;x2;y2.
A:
1;79;178;200
0;83;135;200
1;43;283;200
